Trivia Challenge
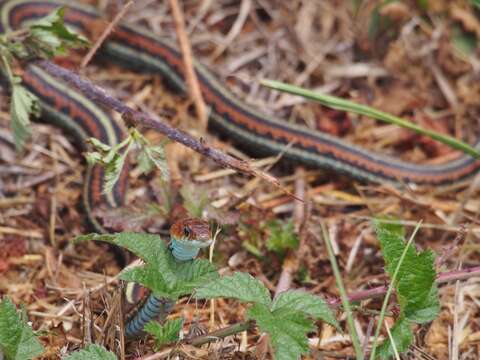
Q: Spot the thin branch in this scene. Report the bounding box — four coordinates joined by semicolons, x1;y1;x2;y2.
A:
80;1;134;69
35;60;296;199
168;0;208;131
274;167;307;297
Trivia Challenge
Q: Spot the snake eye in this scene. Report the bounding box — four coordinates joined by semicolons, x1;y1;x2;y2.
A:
183;226;191;238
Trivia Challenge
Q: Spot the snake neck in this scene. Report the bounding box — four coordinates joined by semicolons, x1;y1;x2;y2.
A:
169;238;203;261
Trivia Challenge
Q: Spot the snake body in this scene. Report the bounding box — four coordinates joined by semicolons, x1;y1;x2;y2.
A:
1;0;480;337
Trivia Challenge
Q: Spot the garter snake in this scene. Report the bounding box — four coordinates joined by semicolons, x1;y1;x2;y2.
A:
1;0;479;337
125;218;212;338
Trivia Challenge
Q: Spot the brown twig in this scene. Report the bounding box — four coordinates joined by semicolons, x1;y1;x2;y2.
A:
168;0;208;131
80;1;134;69
35;60;298;199
274;167;307;297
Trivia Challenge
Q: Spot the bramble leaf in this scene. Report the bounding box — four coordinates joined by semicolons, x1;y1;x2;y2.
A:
29;7;89;58
103;151;128;194
76;232;218;300
0;297;44;360
195;272;272;307
373;219;440;358
144;318;183;350
377;317;413;360
248;303;314;360
272;290;339;330
137;145;170;181
63;344;116;360
10;79;39;151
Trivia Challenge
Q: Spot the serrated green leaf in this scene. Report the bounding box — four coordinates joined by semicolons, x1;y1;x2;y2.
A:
63;344;116;360
248;303;314;360
377;317;413;359
84;136;132;195
137;149;153;173
137;145;170;181
10;81;39;151
86;137;112;153
373;219;440;358
144;318;183;350
29;7;89;58
84;151;103;166
77;232;218;299
0;297;44;360
103;151;128;194
272;290;339;330
121;257;218;300
265;219;299;253
195;272;272;307
374;220;439;323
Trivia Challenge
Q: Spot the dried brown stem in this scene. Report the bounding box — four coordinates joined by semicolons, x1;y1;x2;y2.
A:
274;167;307;297
168;0;208;131
80;1;134;69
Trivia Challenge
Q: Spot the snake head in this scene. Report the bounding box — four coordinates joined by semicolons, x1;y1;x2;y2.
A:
170;218;212;248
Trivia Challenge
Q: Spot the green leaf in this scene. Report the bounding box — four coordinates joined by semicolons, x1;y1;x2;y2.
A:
129;128;169;180
372;219;440;358
377;317;413;359
473;0;480;9
374;220;439;323
195;272;272;307
137;145;170;181
10;80;40;151
248;303;314;360
0;297;44;360
103;151;128;194
29;7;89;58
84;136;132;195
84;151;103;166
75;232;162;264
63;344;116;360
76;232;218;300
144;318;183;350
272;290;339;330
86;137;112;152
265;219;299;253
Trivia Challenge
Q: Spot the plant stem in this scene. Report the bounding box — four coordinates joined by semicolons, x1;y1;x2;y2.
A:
0;53;15;83
186;320;255;346
320;222;364;360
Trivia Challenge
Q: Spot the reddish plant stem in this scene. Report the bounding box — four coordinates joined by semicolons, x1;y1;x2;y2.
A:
327;265;480;307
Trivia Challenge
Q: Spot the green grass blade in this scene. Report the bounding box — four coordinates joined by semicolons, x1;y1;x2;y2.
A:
320;222;364;360
261;79;480;159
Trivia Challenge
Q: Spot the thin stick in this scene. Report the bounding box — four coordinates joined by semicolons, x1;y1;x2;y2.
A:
274;167;306;297
80;1;134;69
36;60;296;200
168;0;208;131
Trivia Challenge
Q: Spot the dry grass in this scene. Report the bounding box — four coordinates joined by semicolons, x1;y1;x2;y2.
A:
1;0;479;359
